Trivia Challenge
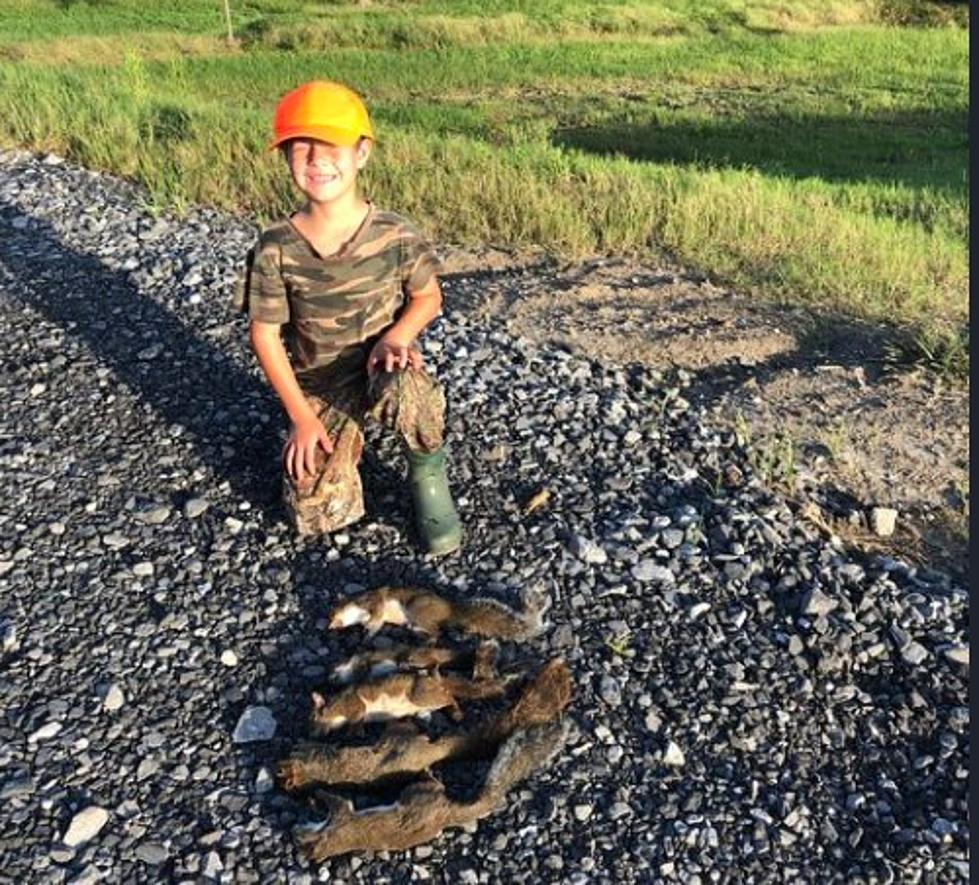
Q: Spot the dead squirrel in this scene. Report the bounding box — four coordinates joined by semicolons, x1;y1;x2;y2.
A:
328;585;546;640
294;719;570;860
331;640;499;685
280;658;572;790
310;670;512;734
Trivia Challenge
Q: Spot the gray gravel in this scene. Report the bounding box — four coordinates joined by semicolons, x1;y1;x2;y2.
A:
0;148;970;883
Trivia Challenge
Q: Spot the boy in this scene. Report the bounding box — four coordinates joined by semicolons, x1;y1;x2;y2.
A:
234;80;462;555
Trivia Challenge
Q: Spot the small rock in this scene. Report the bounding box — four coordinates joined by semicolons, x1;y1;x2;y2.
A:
801;588;837;618
663;740;686;767
869;507;898;538
943;645;968;667
29;721;62;743
233;706;277;743
609;802;632;820
569;535;608;565
901;641;929;666
184;498;209;519
594;724;613;743
573;804;593;822
254;767;273;794
644;709;663;733
631;560;674;584
599;675;622;707
132;562;154;578
135;842;168;864
103;684;125;712
51;845;75;864
137;758;159;781
688;602;711;621
220;650;238;667
1;620;18;653
137;344;163;361
0;775;34;800
550;623;574;649
63;806;109;847
136;505;170;526
203;850;223;878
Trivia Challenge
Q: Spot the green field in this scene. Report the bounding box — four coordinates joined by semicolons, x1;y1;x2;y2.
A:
0;0;969;371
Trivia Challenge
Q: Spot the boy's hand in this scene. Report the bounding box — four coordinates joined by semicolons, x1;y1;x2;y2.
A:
368;336;423;375
284;414;334;483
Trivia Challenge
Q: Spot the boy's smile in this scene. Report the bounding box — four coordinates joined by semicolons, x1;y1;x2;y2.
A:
286;136;370;205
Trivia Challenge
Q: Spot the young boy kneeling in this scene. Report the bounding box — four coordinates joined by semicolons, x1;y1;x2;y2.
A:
235;80;462;555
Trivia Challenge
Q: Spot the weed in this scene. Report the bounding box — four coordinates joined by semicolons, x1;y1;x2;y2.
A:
605;633;632;657
733;413;800;488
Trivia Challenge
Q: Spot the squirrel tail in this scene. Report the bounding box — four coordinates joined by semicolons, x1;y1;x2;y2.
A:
455;593;548;639
441;673;512;700
480;719;569;806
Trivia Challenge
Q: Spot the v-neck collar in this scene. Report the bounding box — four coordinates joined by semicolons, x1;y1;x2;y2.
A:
286;201;374;262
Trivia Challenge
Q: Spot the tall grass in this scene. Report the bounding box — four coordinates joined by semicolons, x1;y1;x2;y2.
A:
0;2;968;371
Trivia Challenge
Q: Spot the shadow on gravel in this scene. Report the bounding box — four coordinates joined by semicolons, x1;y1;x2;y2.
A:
0;202;283;516
0;203;438;534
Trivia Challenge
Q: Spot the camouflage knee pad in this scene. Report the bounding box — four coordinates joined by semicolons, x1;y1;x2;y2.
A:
283;395;365;537
282;367;446;537
367;367;446;454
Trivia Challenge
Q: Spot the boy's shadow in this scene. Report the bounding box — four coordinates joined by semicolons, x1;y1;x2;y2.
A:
0;201;283;515
0;202;408;525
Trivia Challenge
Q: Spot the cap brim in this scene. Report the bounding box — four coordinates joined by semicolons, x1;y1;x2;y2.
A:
268;124;371;151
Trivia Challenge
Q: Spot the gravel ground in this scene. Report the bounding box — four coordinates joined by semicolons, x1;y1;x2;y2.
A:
0;149;969;884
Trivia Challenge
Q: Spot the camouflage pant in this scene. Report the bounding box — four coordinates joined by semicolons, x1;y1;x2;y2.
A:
284;354;446;536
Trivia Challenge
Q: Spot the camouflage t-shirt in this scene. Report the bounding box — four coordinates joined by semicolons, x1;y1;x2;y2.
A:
235;204;442;378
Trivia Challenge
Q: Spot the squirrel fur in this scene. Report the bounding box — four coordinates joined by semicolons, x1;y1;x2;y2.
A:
331;640;499;685
280;658;571;790
294;719;569;860
328;585;545;640
309;670;512;734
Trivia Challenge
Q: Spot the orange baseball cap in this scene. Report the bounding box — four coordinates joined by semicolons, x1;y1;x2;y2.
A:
270;80;374;150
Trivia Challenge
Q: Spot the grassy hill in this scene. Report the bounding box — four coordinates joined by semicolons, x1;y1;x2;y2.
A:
0;0;968;371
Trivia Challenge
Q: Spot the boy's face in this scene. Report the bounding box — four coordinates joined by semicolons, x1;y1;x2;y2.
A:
285;136;371;204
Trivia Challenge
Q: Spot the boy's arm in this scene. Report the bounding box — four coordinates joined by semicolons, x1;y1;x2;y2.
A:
367;276;443;374
250;320;333;481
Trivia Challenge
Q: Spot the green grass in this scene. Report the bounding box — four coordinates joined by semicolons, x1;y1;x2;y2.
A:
0;0;969;373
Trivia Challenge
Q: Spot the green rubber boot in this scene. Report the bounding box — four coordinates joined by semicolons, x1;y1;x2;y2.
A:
406;447;463;555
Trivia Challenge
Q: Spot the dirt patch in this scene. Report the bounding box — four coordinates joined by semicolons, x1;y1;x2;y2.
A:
443;253;969;581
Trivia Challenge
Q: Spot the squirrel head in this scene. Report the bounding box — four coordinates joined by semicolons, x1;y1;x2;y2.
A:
329;602;370;630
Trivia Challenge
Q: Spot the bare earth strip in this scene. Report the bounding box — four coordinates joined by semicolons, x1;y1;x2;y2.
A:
442;248;969;581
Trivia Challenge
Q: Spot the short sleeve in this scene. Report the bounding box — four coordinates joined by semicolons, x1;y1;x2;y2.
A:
233;241;290;324
400;226;443;293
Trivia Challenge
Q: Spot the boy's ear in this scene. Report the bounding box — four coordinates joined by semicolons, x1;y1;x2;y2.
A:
356;137;373;168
